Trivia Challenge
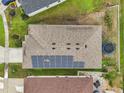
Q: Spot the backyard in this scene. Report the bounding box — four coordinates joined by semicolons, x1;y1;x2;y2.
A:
8;63;101;78
120;0;124;88
0;15;5;47
5;0;105;47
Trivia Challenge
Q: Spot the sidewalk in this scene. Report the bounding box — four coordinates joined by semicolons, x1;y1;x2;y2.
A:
0;46;4;63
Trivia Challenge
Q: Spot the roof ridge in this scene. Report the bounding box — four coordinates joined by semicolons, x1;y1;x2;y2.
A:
28;34;44;49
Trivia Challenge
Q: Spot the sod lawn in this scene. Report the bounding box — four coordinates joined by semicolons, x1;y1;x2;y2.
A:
0;16;5;47
0;64;5;77
120;0;124;88
8;63;101;78
120;0;124;73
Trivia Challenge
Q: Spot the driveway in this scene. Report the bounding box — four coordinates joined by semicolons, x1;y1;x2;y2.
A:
9;48;22;63
0;47;22;63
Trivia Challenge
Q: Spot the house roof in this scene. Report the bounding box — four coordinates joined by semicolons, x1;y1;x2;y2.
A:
20;0;65;16
24;76;93;93
2;0;15;5
23;25;102;69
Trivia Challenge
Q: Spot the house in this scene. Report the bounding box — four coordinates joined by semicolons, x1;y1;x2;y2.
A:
19;0;66;16
2;0;15;5
23;25;102;69
24;76;93;93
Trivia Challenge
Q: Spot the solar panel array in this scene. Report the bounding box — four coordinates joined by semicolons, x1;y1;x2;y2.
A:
21;0;61;15
32;55;85;68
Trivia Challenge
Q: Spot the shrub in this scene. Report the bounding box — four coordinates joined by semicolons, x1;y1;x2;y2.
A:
12;34;19;39
21;13;29;20
104;71;118;86
104;11;112;30
9;10;16;17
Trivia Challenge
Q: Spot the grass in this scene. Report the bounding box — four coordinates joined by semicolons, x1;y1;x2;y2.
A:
120;0;124;73
6;8;28;47
6;0;104;47
8;63;101;78
0;16;5;47
0;64;5;77
120;0;124;89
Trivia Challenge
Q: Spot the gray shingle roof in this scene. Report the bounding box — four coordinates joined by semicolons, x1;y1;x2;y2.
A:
20;0;64;15
23;25;102;69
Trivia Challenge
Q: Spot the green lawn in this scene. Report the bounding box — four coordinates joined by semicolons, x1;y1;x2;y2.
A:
8;63;101;78
0;16;5;46
120;0;124;73
120;0;124;89
0;64;5;77
6;8;28;47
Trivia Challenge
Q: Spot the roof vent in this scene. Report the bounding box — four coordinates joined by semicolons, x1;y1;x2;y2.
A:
67;43;71;45
52;48;56;50
76;48;80;50
67;48;71;50
52;43;56;45
85;45;87;48
76;43;80;45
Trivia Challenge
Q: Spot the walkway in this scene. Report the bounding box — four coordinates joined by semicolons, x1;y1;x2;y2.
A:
0;2;9;93
0;46;4;63
1;11;9;79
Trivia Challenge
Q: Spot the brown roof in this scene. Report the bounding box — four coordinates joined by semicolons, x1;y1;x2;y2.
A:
23;25;102;69
24;76;93;93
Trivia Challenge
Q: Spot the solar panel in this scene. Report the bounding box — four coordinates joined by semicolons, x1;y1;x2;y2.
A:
21;0;62;15
56;56;62;67
61;56;68;67
32;55;85;68
38;56;44;67
32;56;38;68
49;56;56;67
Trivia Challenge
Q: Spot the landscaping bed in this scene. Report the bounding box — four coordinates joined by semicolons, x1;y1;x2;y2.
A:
5;8;28;47
0;16;5;47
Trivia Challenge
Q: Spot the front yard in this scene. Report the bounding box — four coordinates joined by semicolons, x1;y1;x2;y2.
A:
0;15;5;47
5;8;28;47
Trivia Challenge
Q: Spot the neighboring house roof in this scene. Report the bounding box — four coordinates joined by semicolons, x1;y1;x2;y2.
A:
2;0;15;5
23;25;102;69
24;76;93;93
20;0;66;16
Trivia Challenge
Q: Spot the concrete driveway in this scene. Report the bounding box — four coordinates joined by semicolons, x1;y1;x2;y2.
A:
9;48;23;63
0;47;22;63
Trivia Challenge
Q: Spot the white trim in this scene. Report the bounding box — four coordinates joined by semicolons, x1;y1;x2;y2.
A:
28;0;66;16
27;76;92;78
